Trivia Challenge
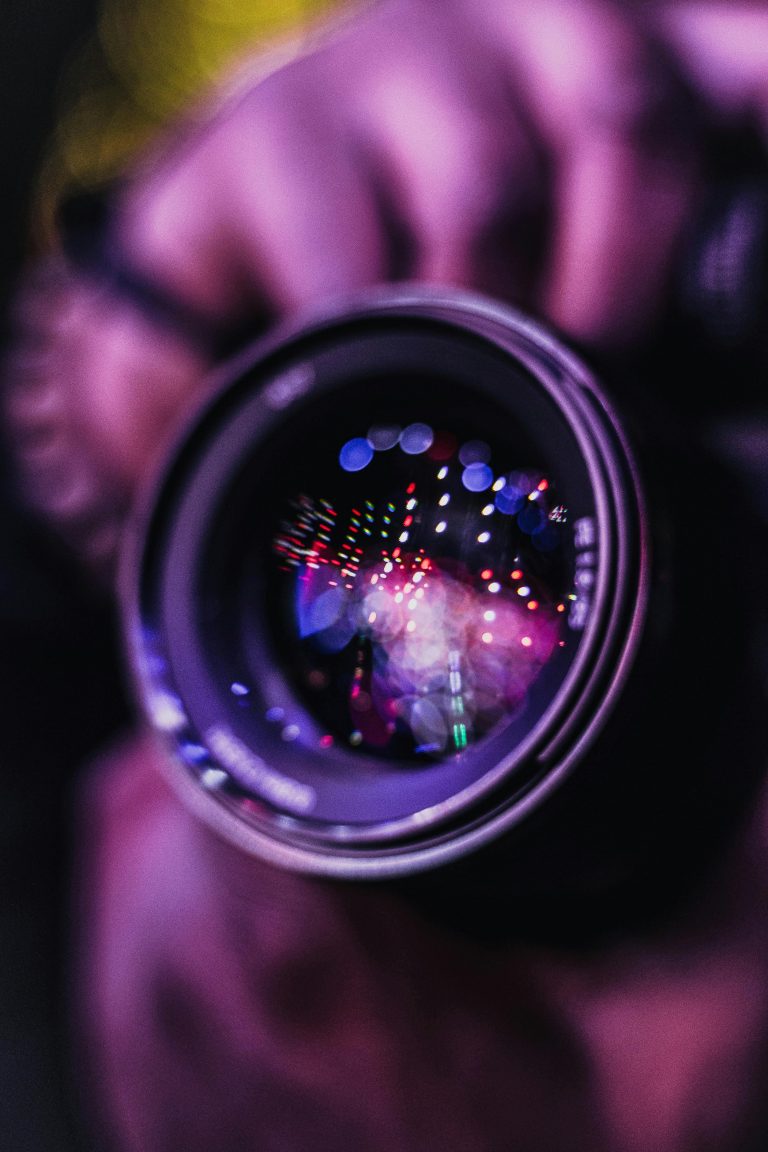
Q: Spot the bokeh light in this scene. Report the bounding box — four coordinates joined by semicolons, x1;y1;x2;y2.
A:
271;416;572;759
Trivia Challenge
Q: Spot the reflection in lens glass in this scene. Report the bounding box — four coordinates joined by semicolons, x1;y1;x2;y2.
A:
339;437;374;472
400;423;435;455
270;416;572;763
459;439;491;466
462;463;494;492
367;423;401;451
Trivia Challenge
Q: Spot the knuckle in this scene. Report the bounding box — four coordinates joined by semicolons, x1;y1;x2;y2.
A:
514;0;702;157
581;47;700;155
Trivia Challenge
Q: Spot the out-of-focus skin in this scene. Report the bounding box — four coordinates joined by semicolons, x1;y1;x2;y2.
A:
78;734;768;1152
9;1;768;560
9;1;768;1149
9;0;709;543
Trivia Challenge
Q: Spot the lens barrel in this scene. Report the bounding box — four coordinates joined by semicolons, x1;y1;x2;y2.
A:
123;288;768;914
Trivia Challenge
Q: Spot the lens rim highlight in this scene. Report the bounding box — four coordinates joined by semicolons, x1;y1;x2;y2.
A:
124;286;648;879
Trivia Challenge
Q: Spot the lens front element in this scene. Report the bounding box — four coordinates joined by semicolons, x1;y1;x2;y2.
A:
129;291;646;877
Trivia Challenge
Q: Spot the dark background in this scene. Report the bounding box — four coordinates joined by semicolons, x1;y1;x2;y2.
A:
1;4;131;1148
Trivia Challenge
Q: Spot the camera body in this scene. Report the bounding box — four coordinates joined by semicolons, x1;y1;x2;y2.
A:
124;286;768;933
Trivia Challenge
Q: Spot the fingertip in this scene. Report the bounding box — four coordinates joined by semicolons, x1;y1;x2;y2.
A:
543;142;698;346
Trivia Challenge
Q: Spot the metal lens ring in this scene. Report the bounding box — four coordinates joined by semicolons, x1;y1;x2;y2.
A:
125;288;648;879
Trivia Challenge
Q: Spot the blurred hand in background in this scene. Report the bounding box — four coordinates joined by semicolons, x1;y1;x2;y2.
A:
7;3;768;1151
14;0;768;572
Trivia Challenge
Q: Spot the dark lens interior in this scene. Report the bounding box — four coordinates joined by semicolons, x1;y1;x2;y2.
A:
146;317;605;825
211;347;587;771
265;404;571;761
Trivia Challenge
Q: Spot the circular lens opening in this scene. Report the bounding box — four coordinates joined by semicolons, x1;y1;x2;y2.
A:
259;382;574;765
132;295;642;873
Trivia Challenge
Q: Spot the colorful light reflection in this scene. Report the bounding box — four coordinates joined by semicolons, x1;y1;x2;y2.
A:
272;421;571;759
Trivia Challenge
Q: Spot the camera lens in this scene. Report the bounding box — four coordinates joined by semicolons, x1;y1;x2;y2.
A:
126;289;648;878
270;400;571;765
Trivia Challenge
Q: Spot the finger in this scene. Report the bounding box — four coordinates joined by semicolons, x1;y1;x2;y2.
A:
115;55;388;323
655;2;768;128
352;9;543;299
546;131;695;343
6;262;207;576
218;59;388;313
477;0;702;345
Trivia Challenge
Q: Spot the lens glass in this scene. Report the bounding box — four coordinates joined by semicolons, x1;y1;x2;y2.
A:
266;404;570;762
210;323;593;782
146;319;601;826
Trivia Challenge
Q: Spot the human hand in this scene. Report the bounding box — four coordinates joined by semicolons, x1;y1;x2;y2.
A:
27;3;768;1150
12;0;756;574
